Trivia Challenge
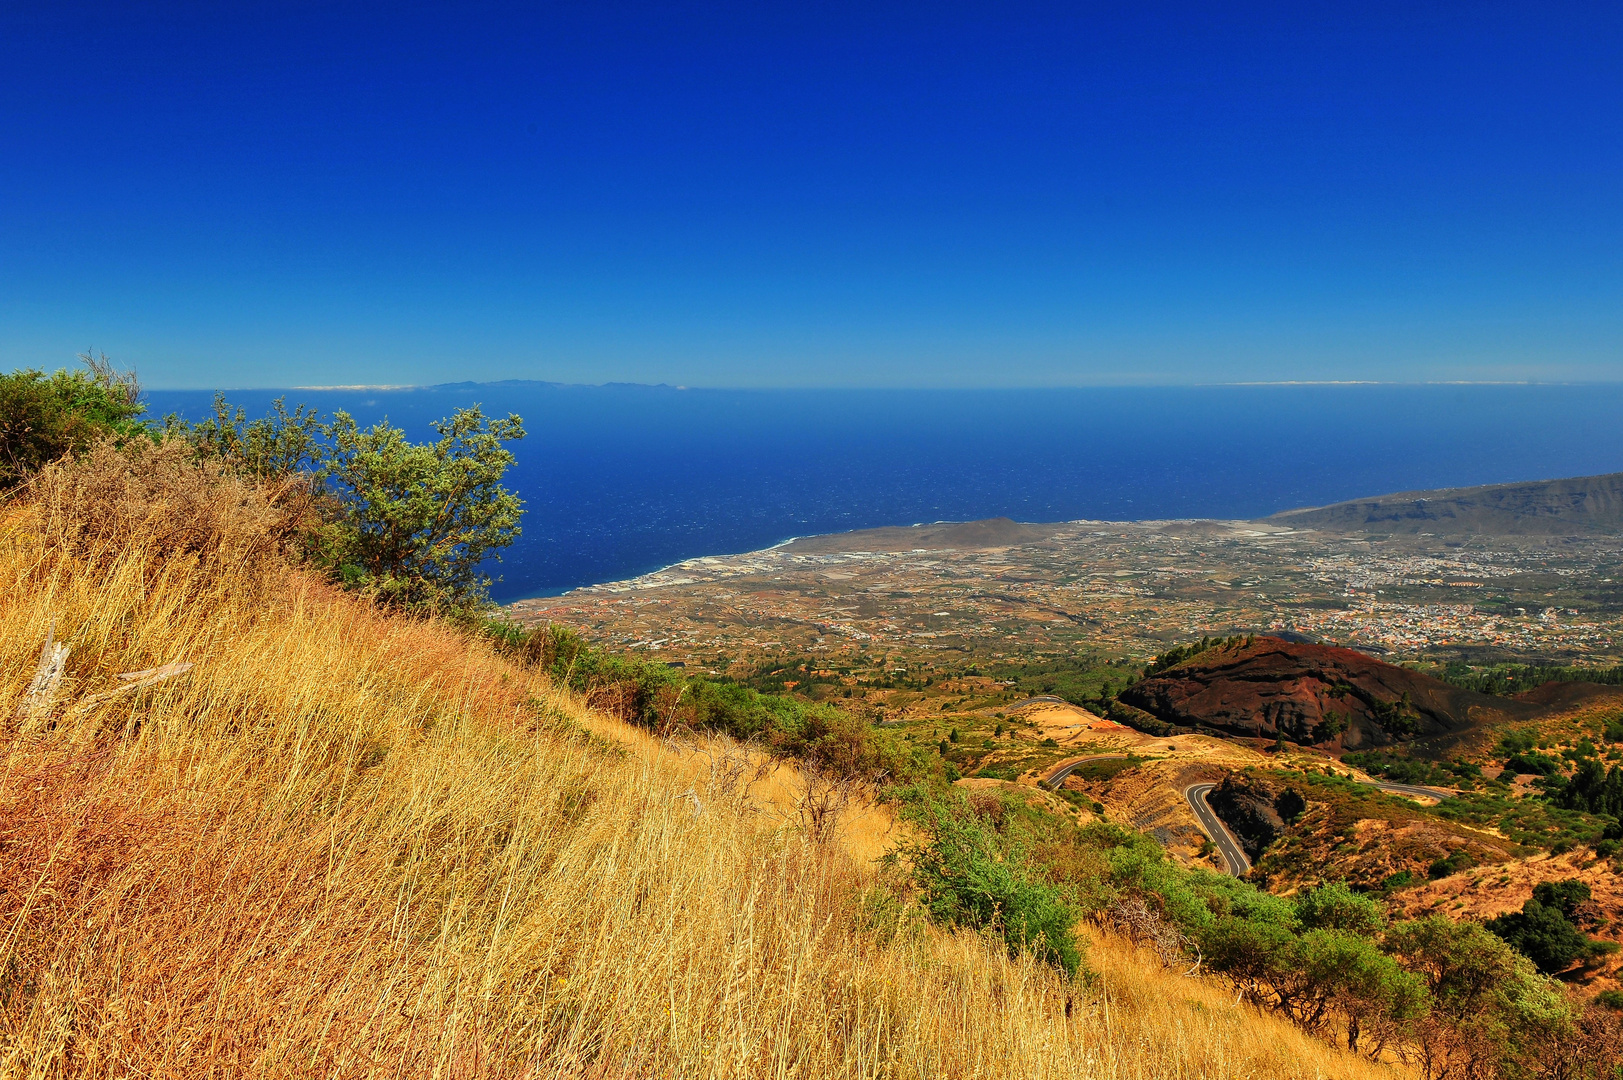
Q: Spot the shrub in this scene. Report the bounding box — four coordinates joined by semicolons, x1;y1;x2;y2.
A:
489;621;924;781
312;407;525;615
31;439;294;574
169;393;325;479
1384;917;1573;1076
891;790;1083;977
0;354;146;488
1427;850;1476;879
1295;881;1386;934
1486;880;1608;975
1294;929;1428;1054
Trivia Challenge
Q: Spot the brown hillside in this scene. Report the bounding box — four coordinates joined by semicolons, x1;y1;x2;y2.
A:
1513;680;1623;710
1118;637;1542;750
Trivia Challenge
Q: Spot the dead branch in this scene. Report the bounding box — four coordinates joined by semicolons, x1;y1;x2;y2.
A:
695;733;773;801
16;620;70;729
73;662;194;711
795;765;854;844
1098;892;1193;968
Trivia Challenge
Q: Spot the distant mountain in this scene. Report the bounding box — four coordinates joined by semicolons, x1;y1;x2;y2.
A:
1118;637;1543;750
1267;472;1623;535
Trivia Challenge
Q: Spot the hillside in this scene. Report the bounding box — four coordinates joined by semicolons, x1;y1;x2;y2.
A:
1266;471;1623;535
0;451;1396;1077
1119;637;1543;750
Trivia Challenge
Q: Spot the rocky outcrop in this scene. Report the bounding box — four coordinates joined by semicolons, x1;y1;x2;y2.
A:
1119;637;1542;750
1205;775;1307;861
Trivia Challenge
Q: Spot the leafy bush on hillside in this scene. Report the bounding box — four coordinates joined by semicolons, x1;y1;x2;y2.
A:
166;393;326;478
1383;917;1574;1076
5;358;529;616
0;353;146;488
488;620;926;781
156;389;526;615
889;788;1084;977
1487;880;1615;975
999;795;1585;1069
309;408;524;615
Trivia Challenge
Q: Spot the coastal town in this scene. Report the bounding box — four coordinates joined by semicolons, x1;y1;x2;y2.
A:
508;518;1623;675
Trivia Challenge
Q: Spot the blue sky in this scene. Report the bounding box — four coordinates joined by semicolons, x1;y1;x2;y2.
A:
3;2;1620;388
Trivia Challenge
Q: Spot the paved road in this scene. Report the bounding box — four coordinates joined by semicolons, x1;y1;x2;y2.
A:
1008;694;1072;710
1184;784;1252;878
1042;753;1128;790
1372;781;1456;802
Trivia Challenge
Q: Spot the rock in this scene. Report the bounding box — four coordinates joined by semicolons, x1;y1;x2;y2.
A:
1206;775;1292;860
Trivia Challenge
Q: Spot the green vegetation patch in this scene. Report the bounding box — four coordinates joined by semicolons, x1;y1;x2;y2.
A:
1068;755;1145;783
1436;660;1623;697
490;622;930;782
0;354;146;488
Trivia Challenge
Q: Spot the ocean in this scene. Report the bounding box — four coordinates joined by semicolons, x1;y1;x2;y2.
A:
142;383;1623;603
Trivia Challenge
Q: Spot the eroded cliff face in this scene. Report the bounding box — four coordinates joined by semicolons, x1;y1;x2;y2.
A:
1119;637;1541;750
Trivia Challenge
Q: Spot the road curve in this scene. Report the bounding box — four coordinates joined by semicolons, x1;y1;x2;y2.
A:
1184;783;1252;878
1042;754;1128;790
1372;781;1455;802
1009;694;1073;711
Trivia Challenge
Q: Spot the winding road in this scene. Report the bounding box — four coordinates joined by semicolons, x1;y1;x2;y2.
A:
1041;753;1127;790
1040;753;1453;880
1183;784;1252;878
1371;781;1455;802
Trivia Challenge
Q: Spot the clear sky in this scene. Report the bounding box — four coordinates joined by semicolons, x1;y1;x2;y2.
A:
3;2;1620;388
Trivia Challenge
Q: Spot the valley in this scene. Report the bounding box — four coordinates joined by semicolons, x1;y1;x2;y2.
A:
509;476;1623;1005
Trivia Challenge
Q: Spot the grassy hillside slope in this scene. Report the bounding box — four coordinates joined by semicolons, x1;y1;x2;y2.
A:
0;450;1397;1078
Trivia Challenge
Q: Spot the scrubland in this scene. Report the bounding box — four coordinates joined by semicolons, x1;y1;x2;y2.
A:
0;447;1398;1077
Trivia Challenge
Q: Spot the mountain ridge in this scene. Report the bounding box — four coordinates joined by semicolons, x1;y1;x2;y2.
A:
1265;471;1623;535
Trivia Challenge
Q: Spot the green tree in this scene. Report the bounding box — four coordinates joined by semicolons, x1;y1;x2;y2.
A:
1385;916;1574;1079
1295;881;1386;935
1486;879;1607;975
0;353;146;488
1294;929;1427;1055
170;392;324;479
315;406;525;614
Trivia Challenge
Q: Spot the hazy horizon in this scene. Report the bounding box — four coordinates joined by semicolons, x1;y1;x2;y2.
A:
144;382;1623;599
134;376;1623;393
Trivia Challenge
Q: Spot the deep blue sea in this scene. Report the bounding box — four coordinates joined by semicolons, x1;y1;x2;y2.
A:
143;383;1623;603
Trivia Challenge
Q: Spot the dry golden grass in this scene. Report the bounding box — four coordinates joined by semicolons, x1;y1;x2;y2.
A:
0;457;1406;1078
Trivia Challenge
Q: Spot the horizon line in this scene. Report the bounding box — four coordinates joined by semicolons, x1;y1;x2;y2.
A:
136;378;1623;393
